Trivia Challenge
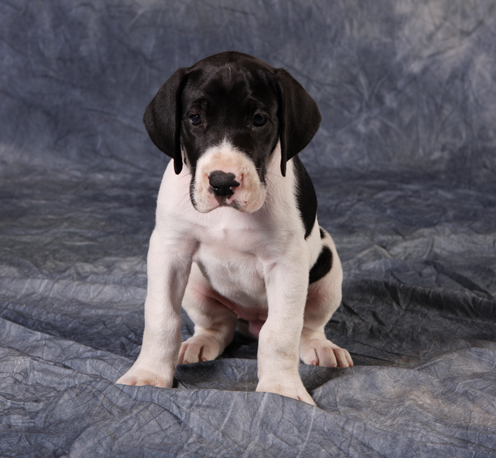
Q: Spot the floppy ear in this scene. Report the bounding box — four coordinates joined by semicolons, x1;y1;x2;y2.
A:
143;68;188;174
275;69;322;177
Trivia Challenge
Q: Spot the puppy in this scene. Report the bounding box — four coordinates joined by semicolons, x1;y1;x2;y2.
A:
117;51;353;405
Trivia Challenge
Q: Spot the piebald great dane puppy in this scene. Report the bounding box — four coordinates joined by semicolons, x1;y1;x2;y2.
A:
117;51;353;405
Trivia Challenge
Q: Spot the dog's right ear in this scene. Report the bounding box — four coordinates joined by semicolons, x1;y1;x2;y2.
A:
143;68;188;175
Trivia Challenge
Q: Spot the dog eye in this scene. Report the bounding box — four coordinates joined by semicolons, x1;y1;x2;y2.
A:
188;114;202;126
253;114;267;127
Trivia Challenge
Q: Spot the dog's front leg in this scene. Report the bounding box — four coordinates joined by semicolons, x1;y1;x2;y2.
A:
256;258;316;406
117;229;194;388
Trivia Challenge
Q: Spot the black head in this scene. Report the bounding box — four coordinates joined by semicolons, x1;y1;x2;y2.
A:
143;51;321;211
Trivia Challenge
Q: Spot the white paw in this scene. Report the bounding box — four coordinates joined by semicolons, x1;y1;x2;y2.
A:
300;338;353;368
179;334;223;364
116;364;174;388
256;379;316;406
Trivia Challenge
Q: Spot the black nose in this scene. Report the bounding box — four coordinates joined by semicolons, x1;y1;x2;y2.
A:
208;171;240;197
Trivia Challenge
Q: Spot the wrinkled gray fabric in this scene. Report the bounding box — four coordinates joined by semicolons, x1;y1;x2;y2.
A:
1;1;495;457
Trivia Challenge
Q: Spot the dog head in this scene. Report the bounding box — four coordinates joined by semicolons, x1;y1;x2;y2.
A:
144;51;321;213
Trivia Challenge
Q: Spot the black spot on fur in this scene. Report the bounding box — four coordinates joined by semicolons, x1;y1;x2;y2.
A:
319;228;325;239
309;246;332;284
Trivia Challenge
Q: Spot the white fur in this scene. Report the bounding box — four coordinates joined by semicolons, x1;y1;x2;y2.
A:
117;141;353;405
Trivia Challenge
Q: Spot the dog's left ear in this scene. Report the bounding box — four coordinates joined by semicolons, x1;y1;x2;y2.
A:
275;69;322;177
143;68;188;175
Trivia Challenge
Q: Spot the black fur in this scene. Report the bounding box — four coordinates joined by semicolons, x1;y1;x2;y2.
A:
293;156;317;239
275;68;321;176
143;68;188;174
309;246;333;284
179;56;280;183
142;51;321;181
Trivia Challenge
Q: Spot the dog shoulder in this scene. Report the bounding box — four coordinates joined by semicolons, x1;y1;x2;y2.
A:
289;157;339;284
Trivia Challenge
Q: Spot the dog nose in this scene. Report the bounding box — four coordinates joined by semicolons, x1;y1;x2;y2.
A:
208;170;240;197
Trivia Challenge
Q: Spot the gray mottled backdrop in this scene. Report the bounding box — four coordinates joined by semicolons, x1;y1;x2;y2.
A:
3;0;496;179
1;1;496;457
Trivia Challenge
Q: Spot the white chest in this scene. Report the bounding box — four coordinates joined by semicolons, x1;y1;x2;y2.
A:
191;213;269;308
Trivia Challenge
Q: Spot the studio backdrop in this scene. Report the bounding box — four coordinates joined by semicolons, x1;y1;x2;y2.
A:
1;1;495;457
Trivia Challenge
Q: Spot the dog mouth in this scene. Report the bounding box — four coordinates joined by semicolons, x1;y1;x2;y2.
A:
190;172;266;213
209;188;243;210
208;172;242;209
190;178;246;212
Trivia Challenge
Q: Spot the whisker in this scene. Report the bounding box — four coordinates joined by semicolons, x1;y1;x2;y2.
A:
264;172;284;180
254;167;283;179
177;172;192;182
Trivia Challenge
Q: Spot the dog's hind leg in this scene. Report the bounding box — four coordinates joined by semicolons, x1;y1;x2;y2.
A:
179;264;237;364
299;239;354;368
